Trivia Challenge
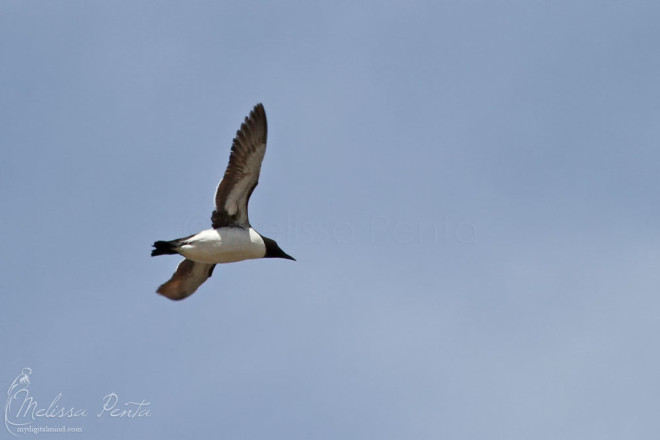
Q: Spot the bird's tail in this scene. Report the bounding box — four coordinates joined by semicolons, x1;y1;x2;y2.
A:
151;240;179;257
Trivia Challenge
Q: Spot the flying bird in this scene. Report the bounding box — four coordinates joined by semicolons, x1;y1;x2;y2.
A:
151;104;295;300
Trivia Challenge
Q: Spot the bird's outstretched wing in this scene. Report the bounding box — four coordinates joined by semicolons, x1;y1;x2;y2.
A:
156;259;216;301
211;103;267;228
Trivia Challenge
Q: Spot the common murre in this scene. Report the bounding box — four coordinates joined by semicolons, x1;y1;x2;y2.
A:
151;104;295;300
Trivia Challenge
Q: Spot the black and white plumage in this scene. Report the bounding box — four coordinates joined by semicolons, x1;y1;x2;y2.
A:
151;104;295;300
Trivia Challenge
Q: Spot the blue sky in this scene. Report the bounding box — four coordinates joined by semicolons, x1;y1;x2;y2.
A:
2;0;660;438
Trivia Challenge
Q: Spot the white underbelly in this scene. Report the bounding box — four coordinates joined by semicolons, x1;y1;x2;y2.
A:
178;228;266;264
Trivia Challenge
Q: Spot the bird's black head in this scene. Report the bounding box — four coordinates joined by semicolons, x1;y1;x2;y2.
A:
262;236;295;261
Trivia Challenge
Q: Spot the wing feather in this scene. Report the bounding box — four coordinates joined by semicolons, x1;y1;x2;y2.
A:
156;259;216;301
211;104;267;228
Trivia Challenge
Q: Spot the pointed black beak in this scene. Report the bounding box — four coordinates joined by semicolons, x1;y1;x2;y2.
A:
281;252;296;261
273;246;295;261
262;236;296;261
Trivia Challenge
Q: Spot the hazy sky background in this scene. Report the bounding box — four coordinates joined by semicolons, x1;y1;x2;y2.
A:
2;1;660;438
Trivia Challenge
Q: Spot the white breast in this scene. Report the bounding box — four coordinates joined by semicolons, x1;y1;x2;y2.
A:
178;228;266;264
